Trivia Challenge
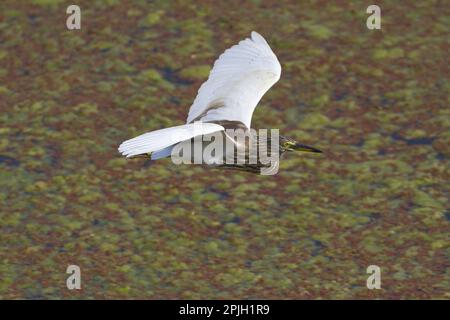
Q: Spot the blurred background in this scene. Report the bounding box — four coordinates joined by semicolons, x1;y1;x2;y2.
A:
0;0;448;299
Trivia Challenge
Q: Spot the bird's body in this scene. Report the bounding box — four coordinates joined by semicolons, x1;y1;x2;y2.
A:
171;121;279;174
119;31;322;174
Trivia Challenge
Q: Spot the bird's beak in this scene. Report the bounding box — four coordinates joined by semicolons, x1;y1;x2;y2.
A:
293;143;323;153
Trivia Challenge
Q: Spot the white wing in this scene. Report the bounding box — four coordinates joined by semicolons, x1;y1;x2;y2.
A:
118;123;224;158
186;31;281;128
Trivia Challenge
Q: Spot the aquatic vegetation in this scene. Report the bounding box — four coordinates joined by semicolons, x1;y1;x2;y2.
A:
0;0;448;299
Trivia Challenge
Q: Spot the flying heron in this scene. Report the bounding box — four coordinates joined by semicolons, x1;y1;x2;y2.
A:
118;31;322;174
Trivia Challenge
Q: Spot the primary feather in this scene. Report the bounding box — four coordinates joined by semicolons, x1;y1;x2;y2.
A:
118;123;224;158
186;31;281;128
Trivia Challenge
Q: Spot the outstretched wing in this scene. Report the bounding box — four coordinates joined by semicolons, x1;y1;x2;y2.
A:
186;31;281;129
118;123;224;158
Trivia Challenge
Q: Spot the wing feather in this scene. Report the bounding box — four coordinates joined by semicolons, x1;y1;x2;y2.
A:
118;123;224;158
186;31;281;128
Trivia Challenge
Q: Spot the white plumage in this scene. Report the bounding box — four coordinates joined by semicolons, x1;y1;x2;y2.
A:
186;31;281;128
118;31;281;159
118;123;224;158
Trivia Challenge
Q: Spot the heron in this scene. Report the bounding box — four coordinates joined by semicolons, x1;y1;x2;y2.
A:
118;31;322;174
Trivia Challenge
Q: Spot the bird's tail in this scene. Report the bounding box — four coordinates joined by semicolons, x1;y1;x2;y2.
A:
118;123;225;159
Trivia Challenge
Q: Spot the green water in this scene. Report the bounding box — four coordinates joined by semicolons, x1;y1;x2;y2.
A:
0;0;448;299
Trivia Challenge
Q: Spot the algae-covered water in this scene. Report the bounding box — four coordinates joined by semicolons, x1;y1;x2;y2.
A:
0;0;448;299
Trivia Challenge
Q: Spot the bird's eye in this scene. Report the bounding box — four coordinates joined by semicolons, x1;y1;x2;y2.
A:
284;141;295;148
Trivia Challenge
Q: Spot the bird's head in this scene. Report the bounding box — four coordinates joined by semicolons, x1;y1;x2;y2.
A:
280;136;323;153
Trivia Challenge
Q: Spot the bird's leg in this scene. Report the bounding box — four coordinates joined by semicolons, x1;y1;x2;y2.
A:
213;164;262;174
